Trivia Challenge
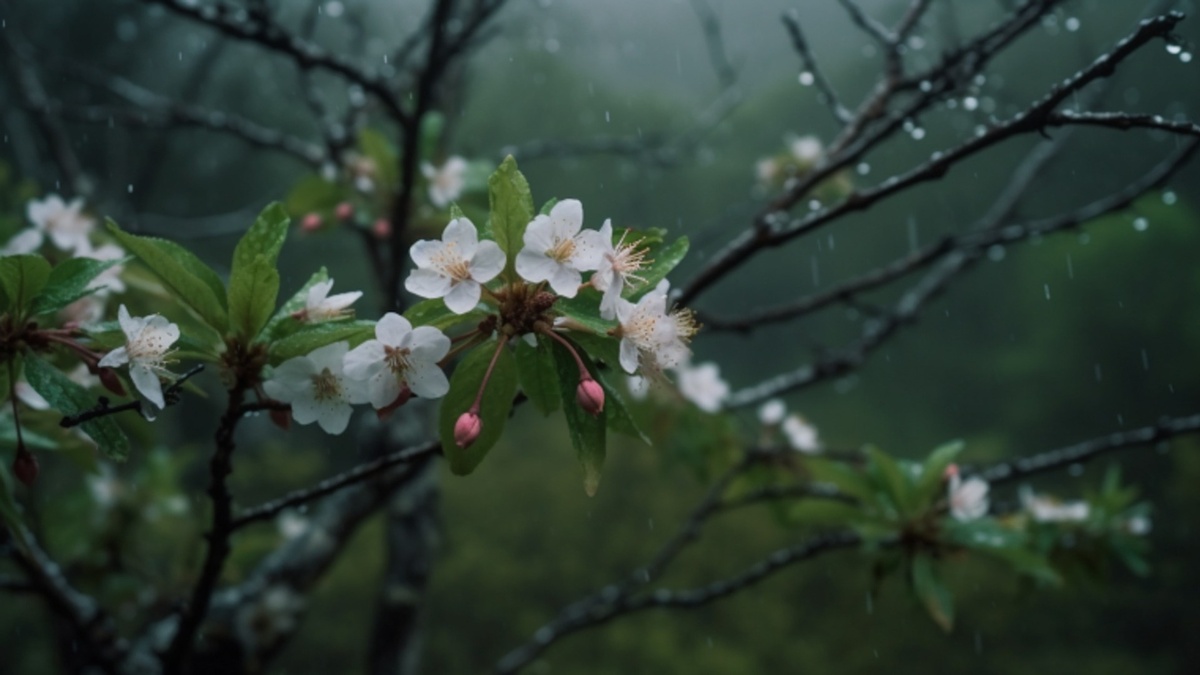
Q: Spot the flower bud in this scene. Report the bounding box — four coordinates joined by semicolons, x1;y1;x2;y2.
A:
943;463;959;480
576;377;605;417
301;213;323;232
13;449;38;487
454;411;482;448
98;367;127;397
335;202;354;221
372;218;392;240
269;407;291;431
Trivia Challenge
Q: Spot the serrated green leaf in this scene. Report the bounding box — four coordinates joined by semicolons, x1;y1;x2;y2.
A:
911;553;954;632
551;340;606;496
268;320;375;364
866;446;915;517
23;354;130;461
228;255;280;341
514;337;560;415
487;156;534;272
914;439;963;509
0;254;51;316
28;256;122;317
106;219;229;332
629;235;689;301
232;202;290;271
439;338;518;475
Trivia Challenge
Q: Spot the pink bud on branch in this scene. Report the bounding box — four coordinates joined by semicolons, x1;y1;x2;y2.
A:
454;410;482;448
335;202;355;221
301;213;323;232
576;377;605;417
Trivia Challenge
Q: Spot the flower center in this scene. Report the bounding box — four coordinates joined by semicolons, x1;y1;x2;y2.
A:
547;237;577;263
384;345;413;376
671;308;698;342
312;368;342;401
128;331;172;368
432;243;472;281
609;232;649;285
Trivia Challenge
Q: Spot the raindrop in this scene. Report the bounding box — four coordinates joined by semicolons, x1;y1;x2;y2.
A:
1132;217;1148;232
827;234;835;250
1066;254;1074;279
534;627;553;644
808;199;821;211
1181;52;1193;64
856;162;870;175
707;637;713;648
1141;348;1150;371
1094;363;1103;382
383;54;388;64
127;184;134;194
647;518;654;531
1166;43;1183;55
799;71;815;86
919;80;933;93
975;631;984;654
963;97;979;111
910;127;926;140
1078;232;1091;245
117;18;138;41
811;256;820;287
1065;17;1081;32
1162;190;1177;205
1117;413;1125;425
178;51;183;61
605;110;611;123
1043;283;1051;300
324;1;344;17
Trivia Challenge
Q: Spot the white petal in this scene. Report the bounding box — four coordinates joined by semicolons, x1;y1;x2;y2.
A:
619;338;640;374
469;240;505;283
343;340;385;380
443;281;481;314
130;364;166;409
407;361;450;399
548;199;584;238
98;346;130;368
515;250;560;284
321;291;362;311
547;264;582;297
375;312;413;346
117;304;140;338
306;279;334;308
368;370;402;409
340;373;370;405
3;228;43;254
571;229;606;271
142;315;180;349
599;279;623;320
316;402;353;435
522;215;556;254
443;217;479;256
409;239;442;268
290;394;322;425
308;341;350;371
408;326;451;361
405;268;453;299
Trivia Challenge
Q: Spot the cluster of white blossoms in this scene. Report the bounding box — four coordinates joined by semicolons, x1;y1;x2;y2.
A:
755;134;825;189
265;309;451;435
758;398;822;453
1020;487;1091;524
945;464;989;522
421;155;468;208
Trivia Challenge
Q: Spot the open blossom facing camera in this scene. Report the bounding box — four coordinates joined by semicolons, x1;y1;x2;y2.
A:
264;341;368;435
421;156;468;208
946;465;989;522
589;219;649;319
294;279;362;323
406;217;505;314
343;313;451;409
515;199;605;297
614;279;694;375
675;359;729;413
98;305;180;409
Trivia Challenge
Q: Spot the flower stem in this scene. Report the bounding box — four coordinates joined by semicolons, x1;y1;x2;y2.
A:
469;335;510;413
538;327;590;380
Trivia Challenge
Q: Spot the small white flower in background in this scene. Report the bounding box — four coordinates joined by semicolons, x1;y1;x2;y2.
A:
405;217;505;314
235;584;306;652
294;279;362;323
2;228;43;255
264;341;368;435
98;304;180;409
78;241;128;295
626;375;649;401
516;199;605;297
1126;515;1152;536
25;194;95;253
790;135;824;164
758;399;787;426
589;219;650;319
343;312;451;409
756;157;782;187
421;156;468;208
1020;487;1091;523
614;279;693;375
675;359;729;413
346;154;378;194
59;295;107;327
782;414;821;453
277;511;309;540
946;466;989;522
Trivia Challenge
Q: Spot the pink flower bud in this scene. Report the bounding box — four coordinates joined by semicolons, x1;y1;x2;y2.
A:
98;367;127;397
335;202;354;221
372;218;392;240
301;213;323;232
943;463;959;480
13;449;38;487
454;411;482;448
576;377;605;417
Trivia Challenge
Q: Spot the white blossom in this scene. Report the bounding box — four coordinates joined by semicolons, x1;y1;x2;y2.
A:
2;228;43;255
589;219;649;319
613;279;693;375
948;472;989;522
343;312;451;408
1021;488;1091;523
675;359;729;413
756;157;782;186
782;414;821;453
98;305;179;409
24;194;95;253
421;156;468;208
758;399;787;426
295;279;362;323
790;135;824;164
263;341;368;435
405;217;504;314
515;199;605;297
79;241;128;295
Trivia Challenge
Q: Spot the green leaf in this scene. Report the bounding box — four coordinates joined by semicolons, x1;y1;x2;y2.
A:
23;354;130;461
0;254;52;316
911;553;954;632
514;337;560;415
943;519;1062;585
359;128;399;192
439;338;518;475
805;458;874;505
419;112;445;161
0;416;59;451
106;219;229;332
285;174;347;216
630;235;689;300
487;155;535;272
227;255;280;341
28;256;122;316
866;446;915;517
262;267;329;342
539;197;559;216
591;362;649;444
0;462;28;550
269;320;375;364
913;439;963;509
555;294;618;337
551;340;606;495
403;297;490;332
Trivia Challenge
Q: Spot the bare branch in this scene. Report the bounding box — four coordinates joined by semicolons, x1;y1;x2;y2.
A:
781;10;852;125
690;0;738;90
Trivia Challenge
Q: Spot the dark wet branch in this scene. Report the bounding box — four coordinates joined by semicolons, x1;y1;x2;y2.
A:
231;440;441;530
59;365;206;428
781;10;852;125
1046;110;1200;137
690;0;738;90
0;575;34;593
